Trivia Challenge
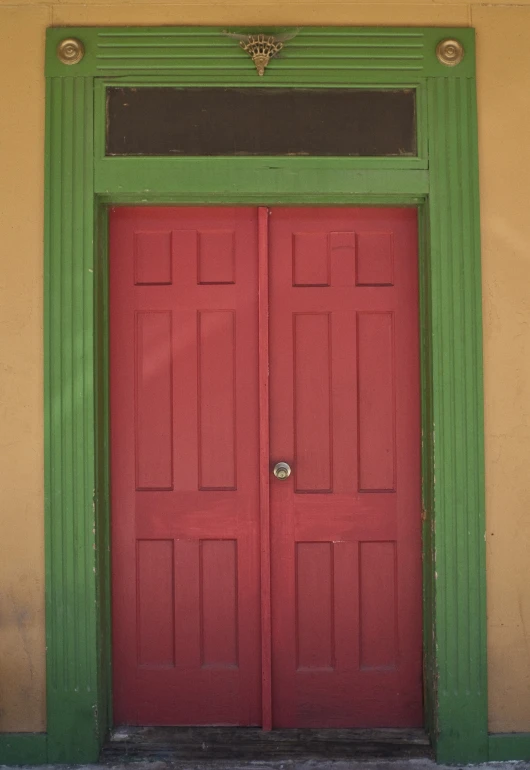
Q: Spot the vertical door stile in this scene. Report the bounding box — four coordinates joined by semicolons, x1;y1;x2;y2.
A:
258;207;272;731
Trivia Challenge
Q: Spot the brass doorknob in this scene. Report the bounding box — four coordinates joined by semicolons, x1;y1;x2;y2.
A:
273;462;291;480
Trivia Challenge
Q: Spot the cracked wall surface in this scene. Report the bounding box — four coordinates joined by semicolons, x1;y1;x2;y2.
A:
0;0;529;735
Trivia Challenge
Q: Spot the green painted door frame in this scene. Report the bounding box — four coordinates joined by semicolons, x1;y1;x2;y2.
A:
42;25;486;765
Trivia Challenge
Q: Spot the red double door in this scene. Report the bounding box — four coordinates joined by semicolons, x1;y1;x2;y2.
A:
110;207;422;729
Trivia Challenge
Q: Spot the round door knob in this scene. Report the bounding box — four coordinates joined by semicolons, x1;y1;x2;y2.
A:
273;462;291;480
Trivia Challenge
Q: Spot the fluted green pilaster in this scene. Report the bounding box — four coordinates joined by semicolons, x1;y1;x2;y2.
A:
426;75;487;764
44;76;101;763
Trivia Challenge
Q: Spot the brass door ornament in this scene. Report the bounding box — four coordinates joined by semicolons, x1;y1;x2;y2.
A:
240;35;283;76
436;39;464;67
57;38;85;65
224;30;299;76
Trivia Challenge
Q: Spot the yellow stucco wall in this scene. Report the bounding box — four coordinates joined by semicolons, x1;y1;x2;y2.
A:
1;0;529;735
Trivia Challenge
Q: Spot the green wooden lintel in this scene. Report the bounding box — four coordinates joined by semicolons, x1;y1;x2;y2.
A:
95;161;428;197
45;26;475;80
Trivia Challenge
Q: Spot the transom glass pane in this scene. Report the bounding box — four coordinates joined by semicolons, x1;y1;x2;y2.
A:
106;87;416;157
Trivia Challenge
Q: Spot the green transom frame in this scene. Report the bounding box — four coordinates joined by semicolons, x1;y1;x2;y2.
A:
41;25;486;766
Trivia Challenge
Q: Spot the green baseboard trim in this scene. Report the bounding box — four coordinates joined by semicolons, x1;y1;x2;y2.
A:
489;733;530;761
0;734;47;765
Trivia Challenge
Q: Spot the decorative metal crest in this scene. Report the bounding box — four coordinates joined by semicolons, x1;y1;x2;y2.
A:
240;35;283;76
224;29;300;76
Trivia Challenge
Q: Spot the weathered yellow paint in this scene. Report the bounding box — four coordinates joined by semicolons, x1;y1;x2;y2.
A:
50;4;471;26
473;4;530;733
0;0;529;735
0;4;48;734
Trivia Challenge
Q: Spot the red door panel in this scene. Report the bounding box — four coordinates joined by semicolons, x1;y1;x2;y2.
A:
110;207;261;725
269;208;422;727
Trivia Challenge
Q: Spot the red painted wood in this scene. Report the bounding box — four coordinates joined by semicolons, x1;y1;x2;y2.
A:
258;207;273;731
359;541;398;669
198;310;237;490
111;205;421;729
135;310;173;490
295;542;335;669
357;311;396;491
269;207;422;727
137;540;175;667
110;207;261;725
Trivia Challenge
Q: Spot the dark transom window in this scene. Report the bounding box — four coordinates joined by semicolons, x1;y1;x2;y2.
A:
106;87;416;157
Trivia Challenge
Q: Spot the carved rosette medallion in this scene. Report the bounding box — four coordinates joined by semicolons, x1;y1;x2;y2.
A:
57;38;85;65
436;39;464;67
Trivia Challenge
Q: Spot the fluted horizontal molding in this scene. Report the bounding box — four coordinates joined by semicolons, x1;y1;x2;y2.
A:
94;28;424;80
47;26;478;82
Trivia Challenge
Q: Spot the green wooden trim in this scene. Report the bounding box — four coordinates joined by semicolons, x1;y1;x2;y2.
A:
98;194;426;207
489;734;530;761
44;76;101;763
418;203;435;743
95;161;428;197
93;78;429;170
426;74;487;763
43;25;487;766
0;735;47;765
45;26;475;80
92;72;429;171
95;204;113;736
